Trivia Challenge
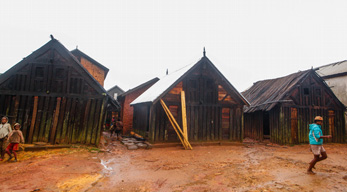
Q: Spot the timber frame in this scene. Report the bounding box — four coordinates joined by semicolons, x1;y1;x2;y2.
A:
0;38;120;145
131;54;249;143
243;70;346;144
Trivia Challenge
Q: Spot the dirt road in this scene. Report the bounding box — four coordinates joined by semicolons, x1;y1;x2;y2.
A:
0;137;346;192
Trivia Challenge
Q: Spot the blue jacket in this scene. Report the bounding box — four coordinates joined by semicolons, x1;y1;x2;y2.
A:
309;124;323;145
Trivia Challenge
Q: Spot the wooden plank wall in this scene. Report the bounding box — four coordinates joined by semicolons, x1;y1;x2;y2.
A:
142;102;243;143
244;111;263;141
270;106;345;144
0;94;105;145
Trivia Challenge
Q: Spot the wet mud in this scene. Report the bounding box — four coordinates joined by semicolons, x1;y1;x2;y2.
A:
0;136;346;192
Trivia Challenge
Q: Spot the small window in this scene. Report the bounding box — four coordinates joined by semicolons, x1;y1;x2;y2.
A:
304;88;309;95
114;93;118;100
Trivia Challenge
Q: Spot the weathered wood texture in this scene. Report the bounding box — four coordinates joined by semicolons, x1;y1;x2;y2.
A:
0;39;114;145
132;59;246;143
244;70;346;144
0;95;105;145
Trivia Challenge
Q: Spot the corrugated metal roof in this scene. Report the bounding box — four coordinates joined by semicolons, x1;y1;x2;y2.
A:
131;62;195;105
243;70;311;112
315;60;347;77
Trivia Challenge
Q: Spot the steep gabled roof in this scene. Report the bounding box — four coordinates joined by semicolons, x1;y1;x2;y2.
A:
242;70;311;112
315;60;347;78
70;48;109;78
118;77;159;98
131;56;249;106
107;85;125;94
0;37;120;109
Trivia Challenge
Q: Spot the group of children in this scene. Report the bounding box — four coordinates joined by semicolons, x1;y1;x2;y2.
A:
0;116;24;162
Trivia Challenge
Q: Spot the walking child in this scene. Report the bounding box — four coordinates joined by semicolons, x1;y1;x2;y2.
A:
307;116;331;174
6;123;24;162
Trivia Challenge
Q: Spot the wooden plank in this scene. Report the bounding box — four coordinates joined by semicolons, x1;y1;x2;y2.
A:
206;106;210;141
181;91;188;141
33;96;45;142
50;97;61;144
194;106;198;141
155;105;160;142
17;95;27;125
44;97;55;142
38;96;50;141
80;99;91;143
22;96;33;140
161;99;192;149
28;96;39;143
12;95;20;124
67;98;77;143
149;105;156;143
72;99;83;143
91;99;102;145
229;108;234;140
86;99;96;144
96;97;107;146
62;98;72;143
55;97;67;143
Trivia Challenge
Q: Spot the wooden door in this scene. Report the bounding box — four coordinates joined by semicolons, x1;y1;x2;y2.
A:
291;108;298;144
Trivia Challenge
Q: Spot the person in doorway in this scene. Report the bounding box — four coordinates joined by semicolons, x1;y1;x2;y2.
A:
307;116;332;174
0;116;12;161
114;119;123;140
109;117;116;137
6;123;25;162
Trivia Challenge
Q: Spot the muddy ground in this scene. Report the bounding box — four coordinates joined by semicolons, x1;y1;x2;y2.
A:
0;135;346;192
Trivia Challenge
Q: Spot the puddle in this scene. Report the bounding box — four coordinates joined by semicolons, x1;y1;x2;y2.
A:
100;159;113;171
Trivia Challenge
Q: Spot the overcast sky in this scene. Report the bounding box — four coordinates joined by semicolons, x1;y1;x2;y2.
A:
1;0;347;92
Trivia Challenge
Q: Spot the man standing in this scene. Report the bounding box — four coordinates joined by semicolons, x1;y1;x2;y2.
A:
0;116;12;161
307;116;332;174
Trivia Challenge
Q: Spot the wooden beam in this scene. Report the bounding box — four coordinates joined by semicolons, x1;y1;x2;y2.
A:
181;91;188;140
160;99;192;150
50;97;61;144
28;96;39;143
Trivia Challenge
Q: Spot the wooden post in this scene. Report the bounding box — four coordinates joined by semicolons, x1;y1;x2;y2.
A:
181;91;188;140
28;96;39;143
96;96;107;146
50;97;61;144
161;99;192;149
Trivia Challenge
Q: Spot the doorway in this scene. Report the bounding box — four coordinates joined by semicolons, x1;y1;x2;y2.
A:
263;111;270;139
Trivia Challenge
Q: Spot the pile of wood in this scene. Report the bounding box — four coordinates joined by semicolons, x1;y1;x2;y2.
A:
121;138;152;150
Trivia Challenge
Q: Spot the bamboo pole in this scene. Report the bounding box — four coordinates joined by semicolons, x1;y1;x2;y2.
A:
181;91;188;141
160;99;192;149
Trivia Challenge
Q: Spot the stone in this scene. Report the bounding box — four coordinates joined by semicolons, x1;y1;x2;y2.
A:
127;145;138;150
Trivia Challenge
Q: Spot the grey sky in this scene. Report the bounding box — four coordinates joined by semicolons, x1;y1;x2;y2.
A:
1;0;347;93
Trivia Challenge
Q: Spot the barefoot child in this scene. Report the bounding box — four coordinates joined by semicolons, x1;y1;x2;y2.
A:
307;116;331;174
6;123;24;162
0;116;12;161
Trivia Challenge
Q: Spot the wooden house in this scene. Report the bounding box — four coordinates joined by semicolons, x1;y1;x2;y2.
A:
0;37;120;145
130;52;249;143
117;77;159;134
71;48;109;87
315;60;347;139
107;85;125;100
243;70;346;144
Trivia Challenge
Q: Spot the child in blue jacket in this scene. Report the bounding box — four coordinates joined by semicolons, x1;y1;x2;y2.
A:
307;116;332;174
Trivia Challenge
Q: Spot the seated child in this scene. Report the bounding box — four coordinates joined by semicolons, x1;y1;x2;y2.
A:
6;123;24;162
